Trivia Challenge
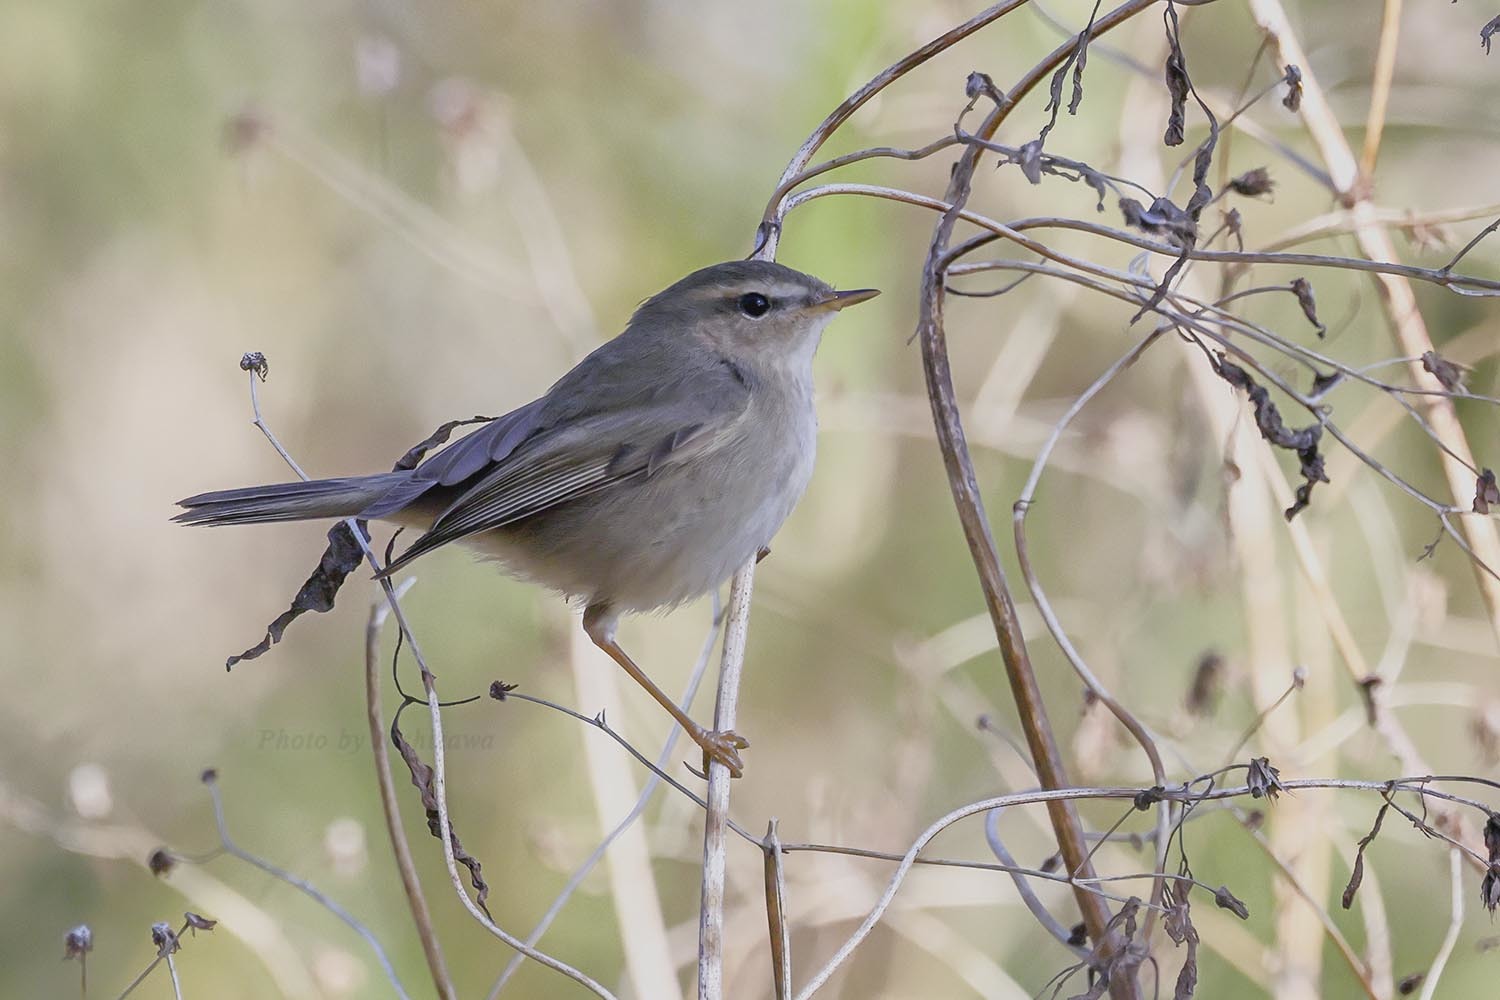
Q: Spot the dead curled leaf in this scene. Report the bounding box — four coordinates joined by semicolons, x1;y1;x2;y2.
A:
223;408;497;667
1163;43;1189;146
1476;469;1500;515
1226;167;1274;198
392;709;491;918
1282;64;1302;111
1343;799;1390;909
1212;355;1329;520
226;522;370;668
1119;196;1196;249
1421;350;1467;393
1290;278;1326;338
1246;756;1285;801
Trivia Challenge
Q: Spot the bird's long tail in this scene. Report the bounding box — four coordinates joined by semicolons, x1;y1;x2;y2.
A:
173;472;412;526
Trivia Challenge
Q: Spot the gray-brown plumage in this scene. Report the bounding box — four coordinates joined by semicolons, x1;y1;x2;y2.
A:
177;259;878;775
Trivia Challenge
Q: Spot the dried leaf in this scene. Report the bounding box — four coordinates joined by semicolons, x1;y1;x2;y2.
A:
1290;278;1326;337
1163;42;1189;146
1213;355;1328;519
392;711;491;918
1282;64;1303;111
1067;1;1103;116
184;912;217;932
1186;144;1214;222
226;521;371;668
1037;0;1102;148
222;390;494;667
1120;190;1199;322
1247;757;1285;801
1226;167;1274;198
1482;869;1500;913
1222;209;1244;252
965;71;1003;105
1343;800;1390;908
1213;885;1249;919
1173;933;1198;998
1118;196;1196;248
1483;16;1500;55
1309;370;1342;398
1477;469;1500;515
1421;350;1467;393
151;922;180;958
1017;139;1044;185
391;415;496;473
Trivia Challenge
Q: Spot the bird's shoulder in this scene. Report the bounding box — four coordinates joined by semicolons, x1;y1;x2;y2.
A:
539;325;754;425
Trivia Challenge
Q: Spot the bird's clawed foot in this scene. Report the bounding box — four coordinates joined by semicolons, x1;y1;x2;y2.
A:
692;728;750;778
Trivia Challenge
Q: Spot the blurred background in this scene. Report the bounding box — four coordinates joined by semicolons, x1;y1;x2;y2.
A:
3;1;1499;997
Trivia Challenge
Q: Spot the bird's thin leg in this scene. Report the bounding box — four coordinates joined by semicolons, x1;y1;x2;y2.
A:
582;604;748;778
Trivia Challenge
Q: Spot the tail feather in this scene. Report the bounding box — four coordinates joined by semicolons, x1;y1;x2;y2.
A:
174;473;412;526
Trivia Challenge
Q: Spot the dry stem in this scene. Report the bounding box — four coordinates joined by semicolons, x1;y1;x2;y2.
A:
698;561;755;1000
365;592;456;1000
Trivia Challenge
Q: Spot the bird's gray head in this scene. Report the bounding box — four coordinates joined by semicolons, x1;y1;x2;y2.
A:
629;260;878;369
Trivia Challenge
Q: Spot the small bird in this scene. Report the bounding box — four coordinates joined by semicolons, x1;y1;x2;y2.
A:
176;260;878;776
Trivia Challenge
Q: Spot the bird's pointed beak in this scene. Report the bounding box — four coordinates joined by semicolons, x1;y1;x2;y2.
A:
809;287;881;313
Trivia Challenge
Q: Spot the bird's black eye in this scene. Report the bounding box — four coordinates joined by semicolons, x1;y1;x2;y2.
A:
737;292;771;318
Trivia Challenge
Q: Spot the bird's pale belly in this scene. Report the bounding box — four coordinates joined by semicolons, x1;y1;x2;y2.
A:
462;415;815;612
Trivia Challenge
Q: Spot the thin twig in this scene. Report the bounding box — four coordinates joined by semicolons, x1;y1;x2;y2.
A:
1416;849;1464;1000
1236;813;1379;1000
984;807;1090;954
200;774;414;1000
698;561;755;1000
763;819;793;1000
164;954;183;1000
1224;669;1306;763
366;588;456;1000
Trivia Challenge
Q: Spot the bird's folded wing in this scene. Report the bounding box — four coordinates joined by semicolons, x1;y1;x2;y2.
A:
379;403;741;575
359;401;547;520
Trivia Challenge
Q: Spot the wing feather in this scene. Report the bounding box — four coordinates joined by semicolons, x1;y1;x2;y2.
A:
376;336;753;576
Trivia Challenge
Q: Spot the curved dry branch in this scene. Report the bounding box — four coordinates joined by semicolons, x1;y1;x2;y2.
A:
754;0;1033;260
